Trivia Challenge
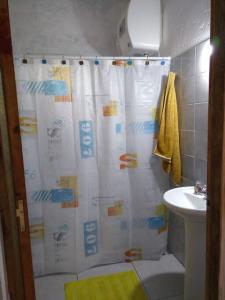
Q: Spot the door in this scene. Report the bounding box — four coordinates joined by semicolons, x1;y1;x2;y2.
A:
0;0;225;299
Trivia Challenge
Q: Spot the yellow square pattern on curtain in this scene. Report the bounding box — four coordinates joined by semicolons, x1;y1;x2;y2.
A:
64;271;149;300
58;176;79;208
52;66;72;102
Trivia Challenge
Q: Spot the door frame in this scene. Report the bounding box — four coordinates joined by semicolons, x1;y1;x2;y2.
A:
0;0;225;299
206;0;225;299
0;0;35;299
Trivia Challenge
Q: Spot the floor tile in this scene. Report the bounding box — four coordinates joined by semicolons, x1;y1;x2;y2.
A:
35;274;77;300
34;255;185;300
78;262;134;279
163;296;184;300
132;254;185;300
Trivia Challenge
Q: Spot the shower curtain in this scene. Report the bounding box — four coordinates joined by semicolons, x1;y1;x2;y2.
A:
15;58;170;276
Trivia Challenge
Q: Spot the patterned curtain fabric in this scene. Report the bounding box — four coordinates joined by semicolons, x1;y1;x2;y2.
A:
15;58;170;277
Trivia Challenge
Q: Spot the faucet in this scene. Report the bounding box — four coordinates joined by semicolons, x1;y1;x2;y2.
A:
194;181;207;197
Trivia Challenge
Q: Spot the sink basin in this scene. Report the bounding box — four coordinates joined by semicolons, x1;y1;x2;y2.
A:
163;186;207;300
163;186;206;221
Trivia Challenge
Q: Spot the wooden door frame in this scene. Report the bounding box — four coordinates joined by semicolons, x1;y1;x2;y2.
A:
206;0;225;299
0;0;35;299
0;0;225;299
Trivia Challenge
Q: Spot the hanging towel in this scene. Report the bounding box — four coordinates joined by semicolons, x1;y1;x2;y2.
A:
154;72;181;185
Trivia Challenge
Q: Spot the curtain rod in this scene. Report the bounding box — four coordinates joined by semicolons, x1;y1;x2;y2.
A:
14;54;171;61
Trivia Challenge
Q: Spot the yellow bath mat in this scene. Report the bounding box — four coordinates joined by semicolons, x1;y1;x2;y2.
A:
64;270;149;300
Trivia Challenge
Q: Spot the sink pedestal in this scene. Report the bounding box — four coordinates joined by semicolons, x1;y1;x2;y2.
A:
163;187;207;300
184;219;206;300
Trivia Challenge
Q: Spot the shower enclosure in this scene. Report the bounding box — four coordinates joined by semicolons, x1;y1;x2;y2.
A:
14;56;170;276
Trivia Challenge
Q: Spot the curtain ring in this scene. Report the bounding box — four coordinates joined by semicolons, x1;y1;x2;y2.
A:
112;57;116;65
127;56;132;66
61;56;66;65
22;55;28;64
61;56;67;65
95;56;99;65
79;55;84;65
42;55;47;64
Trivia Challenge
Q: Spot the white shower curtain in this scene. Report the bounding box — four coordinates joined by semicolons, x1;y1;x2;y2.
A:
15;58;170;276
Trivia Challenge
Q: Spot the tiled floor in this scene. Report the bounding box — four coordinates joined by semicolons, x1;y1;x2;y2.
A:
35;254;184;300
35;274;77;300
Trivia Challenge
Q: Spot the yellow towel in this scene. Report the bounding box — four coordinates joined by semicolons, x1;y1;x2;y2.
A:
64;270;149;300
154;72;181;185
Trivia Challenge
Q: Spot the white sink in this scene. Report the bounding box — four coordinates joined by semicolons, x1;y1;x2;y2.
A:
164;186;206;221
163;186;207;300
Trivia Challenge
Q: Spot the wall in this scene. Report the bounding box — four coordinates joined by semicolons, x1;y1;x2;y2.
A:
161;0;210;265
173;39;209;186
160;0;210;57
168;39;210;264
9;0;211;58
8;0;129;56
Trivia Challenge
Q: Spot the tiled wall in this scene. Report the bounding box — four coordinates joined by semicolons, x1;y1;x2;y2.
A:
168;39;210;264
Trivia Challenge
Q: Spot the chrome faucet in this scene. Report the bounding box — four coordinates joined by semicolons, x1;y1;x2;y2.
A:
194;181;207;196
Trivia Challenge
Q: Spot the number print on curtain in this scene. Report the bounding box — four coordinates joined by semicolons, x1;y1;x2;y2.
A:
79;121;94;159
84;221;98;257
15;59;170;275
